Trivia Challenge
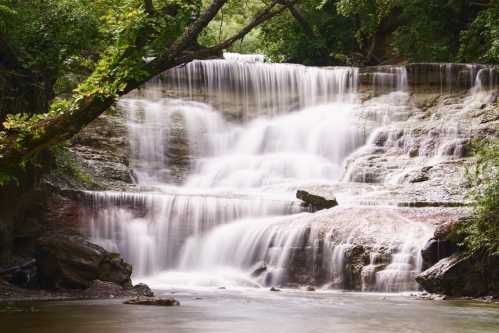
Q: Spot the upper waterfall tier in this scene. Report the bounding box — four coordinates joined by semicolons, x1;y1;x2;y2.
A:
135;60;498;120
159;60;359;118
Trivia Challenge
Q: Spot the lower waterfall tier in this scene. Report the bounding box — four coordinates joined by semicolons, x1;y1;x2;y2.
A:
82;189;465;292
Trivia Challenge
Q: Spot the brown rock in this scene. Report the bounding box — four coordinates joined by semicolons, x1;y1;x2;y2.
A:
35;235;132;290
296;190;338;211
124;297;180;306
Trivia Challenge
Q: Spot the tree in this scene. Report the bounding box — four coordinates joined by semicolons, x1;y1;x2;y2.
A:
259;0;497;65
0;0;296;179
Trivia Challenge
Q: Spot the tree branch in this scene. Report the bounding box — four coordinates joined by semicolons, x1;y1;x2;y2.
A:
287;3;317;40
211;0;296;51
0;0;294;172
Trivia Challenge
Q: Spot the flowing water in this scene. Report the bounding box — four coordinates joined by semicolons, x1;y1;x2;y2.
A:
82;55;496;292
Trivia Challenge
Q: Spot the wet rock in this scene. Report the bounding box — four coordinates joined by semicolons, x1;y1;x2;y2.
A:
124;297;180;306
416;252;499;297
296;190;338;211
343;245;371;290
69;110;133;189
286;243;322;286
35;235;132;290
433;219;461;240
305;286;315;291
82;280;128;298
131;283;154;297
408;173;429;183
250;261;267;277
270;287;281;292
421;239;458;269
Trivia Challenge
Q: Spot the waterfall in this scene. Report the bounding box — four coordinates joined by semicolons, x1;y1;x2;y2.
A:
83;56;437;292
164;59;358;118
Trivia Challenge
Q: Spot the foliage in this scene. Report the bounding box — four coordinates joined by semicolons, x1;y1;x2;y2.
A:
458;2;499;64
336;0;396;47
259;0;497;65
260;0;358;65
0;0;104;79
389;0;479;62
458;138;499;255
52;146;95;187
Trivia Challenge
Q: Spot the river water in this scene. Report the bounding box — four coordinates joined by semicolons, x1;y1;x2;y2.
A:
2;290;498;333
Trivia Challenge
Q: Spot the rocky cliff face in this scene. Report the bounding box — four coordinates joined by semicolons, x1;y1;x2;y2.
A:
0;110;136;296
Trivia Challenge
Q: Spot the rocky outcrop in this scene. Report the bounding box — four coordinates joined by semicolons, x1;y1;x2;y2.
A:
417;216;499;297
420;239;458;269
35;234;132;290
296;190;338;211
420;218;461;269
416;252;499;297
69;110;133;189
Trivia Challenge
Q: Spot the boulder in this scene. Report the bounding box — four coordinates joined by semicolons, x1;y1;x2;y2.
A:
420;239;458;269
249;261;267;277
131;283;154;297
296;190;338;212
434;219;461;240
124;297;180;306
35;235;132;290
416;252;499;297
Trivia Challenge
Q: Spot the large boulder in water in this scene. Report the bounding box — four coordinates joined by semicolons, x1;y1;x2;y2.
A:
35;235;132;290
296;190;338;211
416;252;499;297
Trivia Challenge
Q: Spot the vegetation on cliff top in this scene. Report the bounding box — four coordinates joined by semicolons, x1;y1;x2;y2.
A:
458;138;499;256
258;0;499;65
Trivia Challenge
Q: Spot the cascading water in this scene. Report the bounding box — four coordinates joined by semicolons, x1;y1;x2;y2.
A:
164;57;358;118
82;54;448;292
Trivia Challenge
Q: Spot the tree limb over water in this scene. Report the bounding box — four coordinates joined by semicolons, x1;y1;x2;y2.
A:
0;0;297;174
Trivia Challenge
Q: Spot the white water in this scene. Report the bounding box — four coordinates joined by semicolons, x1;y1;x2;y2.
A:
165;57;358;118
82;57;493;292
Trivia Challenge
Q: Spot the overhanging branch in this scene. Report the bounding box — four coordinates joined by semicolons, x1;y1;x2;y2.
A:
0;0;297;172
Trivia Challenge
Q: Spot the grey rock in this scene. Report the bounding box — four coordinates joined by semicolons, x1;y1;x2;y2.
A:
132;283;154;297
416;252;499;297
421;239;457;269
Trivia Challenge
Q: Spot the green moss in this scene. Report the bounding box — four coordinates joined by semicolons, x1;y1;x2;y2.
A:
52;145;97;188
